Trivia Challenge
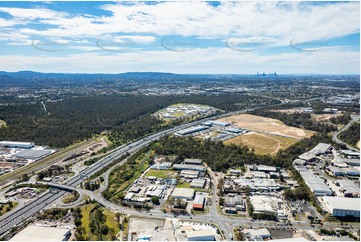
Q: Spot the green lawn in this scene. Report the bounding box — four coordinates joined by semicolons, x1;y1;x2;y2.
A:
176;181;191;188
146;169;178;179
80;204;96;237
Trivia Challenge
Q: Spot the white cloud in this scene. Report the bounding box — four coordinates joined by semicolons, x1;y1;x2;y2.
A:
0;47;358;74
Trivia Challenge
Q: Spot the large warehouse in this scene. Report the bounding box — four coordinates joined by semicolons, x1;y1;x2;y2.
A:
172;188;195;200
322;197;360;218
10;225;71;241
0;141;35;149
299;170;332;196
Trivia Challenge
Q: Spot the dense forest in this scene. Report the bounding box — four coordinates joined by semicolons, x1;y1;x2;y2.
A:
0;94;277;147
339;122;360;147
150;132;332;172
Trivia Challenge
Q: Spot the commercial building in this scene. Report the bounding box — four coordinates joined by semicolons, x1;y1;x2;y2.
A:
225;127;242;134
10;225;71;241
300;171;332;196
0;141;35;149
322;197;360;218
14;149;52;160
193;194;205;210
172;188;195;200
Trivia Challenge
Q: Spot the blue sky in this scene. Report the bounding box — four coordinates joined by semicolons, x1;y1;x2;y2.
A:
0;1;359;74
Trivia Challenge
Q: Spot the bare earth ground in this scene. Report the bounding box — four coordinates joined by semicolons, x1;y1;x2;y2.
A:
218;114;315;139
225;132;298;155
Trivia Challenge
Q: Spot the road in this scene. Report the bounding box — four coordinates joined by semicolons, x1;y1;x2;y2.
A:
332;115;360;152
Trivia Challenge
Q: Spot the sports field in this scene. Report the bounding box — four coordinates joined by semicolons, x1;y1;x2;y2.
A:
218;114;315;139
225;132;298;155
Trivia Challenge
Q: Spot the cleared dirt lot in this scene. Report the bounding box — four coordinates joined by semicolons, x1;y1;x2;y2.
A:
225;132;298;155
218;114;315;139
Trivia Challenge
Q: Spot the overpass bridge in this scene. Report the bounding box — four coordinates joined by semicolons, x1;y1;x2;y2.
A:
36;182;77;192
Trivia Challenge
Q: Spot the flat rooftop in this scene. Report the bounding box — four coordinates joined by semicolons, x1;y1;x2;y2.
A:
10;225;70;241
323;196;360;211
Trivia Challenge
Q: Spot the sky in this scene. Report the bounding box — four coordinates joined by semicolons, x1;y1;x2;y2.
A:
0;1;359;74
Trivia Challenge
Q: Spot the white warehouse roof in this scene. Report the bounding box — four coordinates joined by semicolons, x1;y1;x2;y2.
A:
10;225;70;241
322;197;360;217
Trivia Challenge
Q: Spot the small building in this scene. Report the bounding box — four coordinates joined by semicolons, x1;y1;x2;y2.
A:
257;165;277;173
225;127;242;134
172;188;195;200
269;172;279;178
193;194;205;210
322;196;360;218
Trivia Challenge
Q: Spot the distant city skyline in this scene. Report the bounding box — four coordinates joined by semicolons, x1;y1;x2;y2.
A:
0;1;359;74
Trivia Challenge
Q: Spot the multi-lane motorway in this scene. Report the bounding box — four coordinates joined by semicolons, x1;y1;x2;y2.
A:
0;108;256;237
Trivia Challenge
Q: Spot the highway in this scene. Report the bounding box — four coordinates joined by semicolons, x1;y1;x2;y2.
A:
332;115;360;152
0;107;256;238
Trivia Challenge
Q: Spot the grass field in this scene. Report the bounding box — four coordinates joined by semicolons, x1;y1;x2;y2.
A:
0;202;18;216
176;181;191;188
80;204;96;237
145;169;178;179
225;132;298;155
62;191;79;204
218;114;315;139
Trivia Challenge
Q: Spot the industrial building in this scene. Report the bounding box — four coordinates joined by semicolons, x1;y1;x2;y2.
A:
244;228;271;241
193;194;205;210
0;141;35;149
152;162;172;170
340;150;360;159
337;180;360;196
180;170;199;179
299;170;332;196
14;149;52;160
172;188;195;200
250;195;280;215
190;179;206;188
10;225;71;241
328;166;344;177
175;125;208;136
322;197;360;218
184;158;202;165
186;229;215;241
172;164;206;172
205;120;230;127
